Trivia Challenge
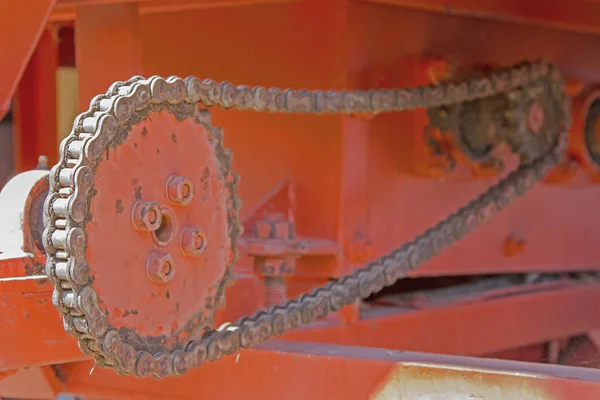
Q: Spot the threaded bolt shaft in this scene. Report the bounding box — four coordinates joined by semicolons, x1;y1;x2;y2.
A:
264;276;287;307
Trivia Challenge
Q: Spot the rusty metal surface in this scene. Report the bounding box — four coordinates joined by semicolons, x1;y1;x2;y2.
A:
43;80;242;376
42;59;570;378
367;344;600;399
85;107;238;356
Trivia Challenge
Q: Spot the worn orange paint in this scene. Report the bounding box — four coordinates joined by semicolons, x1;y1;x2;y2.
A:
370;348;600;399
87;110;231;339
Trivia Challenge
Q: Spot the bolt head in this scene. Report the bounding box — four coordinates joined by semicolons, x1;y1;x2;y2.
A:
166;176;194;205
146;252;175;283
180;227;207;256
132;201;162;231
254;213;294;239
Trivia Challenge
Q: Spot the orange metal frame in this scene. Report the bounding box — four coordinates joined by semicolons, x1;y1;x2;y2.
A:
2;0;600;398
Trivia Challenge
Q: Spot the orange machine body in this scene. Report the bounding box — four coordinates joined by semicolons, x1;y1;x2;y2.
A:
2;0;600;398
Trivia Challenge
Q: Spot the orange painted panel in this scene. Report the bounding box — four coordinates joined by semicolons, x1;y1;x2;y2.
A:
361;4;600;276
135;2;347;264
365;0;600;35
0;0;57;120
0;278;83;370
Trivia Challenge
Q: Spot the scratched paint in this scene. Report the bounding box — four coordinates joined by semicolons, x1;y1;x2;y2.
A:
371;363;552;400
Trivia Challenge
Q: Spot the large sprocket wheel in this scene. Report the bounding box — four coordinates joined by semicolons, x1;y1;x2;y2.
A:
42;76;242;376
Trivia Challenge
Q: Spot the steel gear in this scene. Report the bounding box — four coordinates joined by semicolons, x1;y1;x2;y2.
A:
427;97;506;163
43;60;570;379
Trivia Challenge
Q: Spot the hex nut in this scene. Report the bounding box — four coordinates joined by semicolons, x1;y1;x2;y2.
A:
180;227;207;257
253;213;294;240
254;257;297;277
166;176;194;205
146;253;175;283
132;202;162;231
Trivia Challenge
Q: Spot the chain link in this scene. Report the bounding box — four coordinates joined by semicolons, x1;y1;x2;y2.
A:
43;59;570;378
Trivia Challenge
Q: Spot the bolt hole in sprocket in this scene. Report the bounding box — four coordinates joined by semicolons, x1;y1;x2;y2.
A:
42;76;241;376
152;207;176;247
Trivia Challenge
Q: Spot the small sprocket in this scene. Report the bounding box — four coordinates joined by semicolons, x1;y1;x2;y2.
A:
504;78;568;162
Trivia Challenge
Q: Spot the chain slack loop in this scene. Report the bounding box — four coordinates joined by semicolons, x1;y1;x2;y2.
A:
44;59;570;378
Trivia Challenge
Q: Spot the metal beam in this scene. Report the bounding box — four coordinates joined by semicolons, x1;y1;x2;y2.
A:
55;341;600;399
359;0;600;35
283;281;600;356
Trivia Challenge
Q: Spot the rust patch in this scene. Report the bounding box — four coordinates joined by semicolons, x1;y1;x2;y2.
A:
200;166;210;202
141;127;148;137
24;259;45;277
115;199;124;214
134;186;142;200
371;364;552;400
171;133;177;143
52;365;68;384
166;290;171;299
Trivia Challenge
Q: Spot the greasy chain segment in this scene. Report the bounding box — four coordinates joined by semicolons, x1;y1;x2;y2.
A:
43;59;570;378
